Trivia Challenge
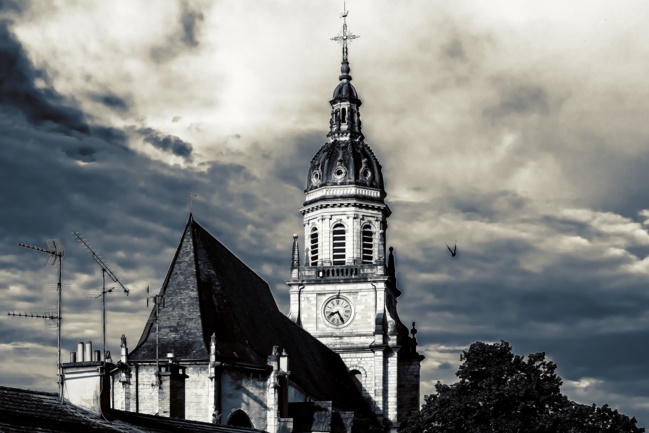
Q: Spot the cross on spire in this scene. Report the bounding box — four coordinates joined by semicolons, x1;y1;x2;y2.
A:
186;190;197;213
330;1;359;63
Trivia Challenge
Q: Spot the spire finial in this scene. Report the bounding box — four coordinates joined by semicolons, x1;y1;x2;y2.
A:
291;234;300;269
331;1;359;76
186;190;197;214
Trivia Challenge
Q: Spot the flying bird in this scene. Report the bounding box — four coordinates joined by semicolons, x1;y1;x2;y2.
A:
445;242;458;257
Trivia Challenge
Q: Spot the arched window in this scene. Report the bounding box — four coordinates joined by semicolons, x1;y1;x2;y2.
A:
332;223;346;265
310;227;319;266
227;410;253;428
350;369;363;393
341;107;347;124
362;224;374;264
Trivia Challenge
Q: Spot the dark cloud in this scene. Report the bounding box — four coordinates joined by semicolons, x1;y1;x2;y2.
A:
270;131;324;189
150;2;204;63
90;93;130;113
560;139;649;218
180;2;204;48
90;126;129;149
136;127;193;159
388;188;649;423
0;114;254;322
413;25;495;92
0;0;26;13
0;21;89;134
484;82;550;119
442;37;466;61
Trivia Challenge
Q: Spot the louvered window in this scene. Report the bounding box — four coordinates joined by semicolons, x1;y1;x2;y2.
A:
310;228;319;266
332;224;346;265
362;225;373;264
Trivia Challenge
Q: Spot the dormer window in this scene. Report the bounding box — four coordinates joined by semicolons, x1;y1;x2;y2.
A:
332;224;346;265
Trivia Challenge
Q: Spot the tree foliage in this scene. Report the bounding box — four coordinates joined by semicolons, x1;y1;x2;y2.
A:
400;341;644;433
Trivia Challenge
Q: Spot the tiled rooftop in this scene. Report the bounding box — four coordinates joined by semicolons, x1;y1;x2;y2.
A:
0;385;266;433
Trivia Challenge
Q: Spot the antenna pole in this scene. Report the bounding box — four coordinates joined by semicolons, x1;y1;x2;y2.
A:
73;232;129;365
147;287;163;387
57;251;62;399
102;269;106;366
156;295;160;375
16;239;64;401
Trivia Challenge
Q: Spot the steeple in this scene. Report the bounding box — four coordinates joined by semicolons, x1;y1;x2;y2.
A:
288;8;423;429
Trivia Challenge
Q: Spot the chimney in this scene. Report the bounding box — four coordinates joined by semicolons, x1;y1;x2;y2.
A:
84;341;92;363
77;342;85;361
120;334;128;364
61;340;112;414
158;354;188;419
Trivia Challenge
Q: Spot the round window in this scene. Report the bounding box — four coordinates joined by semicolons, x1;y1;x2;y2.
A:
311;169;322;185
333;166;347;180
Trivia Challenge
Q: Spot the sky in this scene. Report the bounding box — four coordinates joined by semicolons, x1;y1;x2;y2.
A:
1;0;649;426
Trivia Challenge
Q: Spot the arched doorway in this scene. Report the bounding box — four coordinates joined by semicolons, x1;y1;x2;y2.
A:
227;409;253;428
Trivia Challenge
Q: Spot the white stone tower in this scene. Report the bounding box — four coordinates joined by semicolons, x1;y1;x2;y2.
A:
287;11;424;432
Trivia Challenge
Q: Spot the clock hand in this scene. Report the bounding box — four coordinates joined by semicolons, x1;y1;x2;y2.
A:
336;311;345;323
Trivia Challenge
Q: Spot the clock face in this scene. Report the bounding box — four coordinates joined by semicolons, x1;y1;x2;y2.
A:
323;296;353;326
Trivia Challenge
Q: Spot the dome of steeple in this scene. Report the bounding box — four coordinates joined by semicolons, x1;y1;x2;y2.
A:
305;54;385;200
332;60;360;102
332;80;359;101
331;58;361;103
305;139;385;198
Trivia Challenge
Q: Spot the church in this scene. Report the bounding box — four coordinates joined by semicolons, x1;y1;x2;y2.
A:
56;11;424;433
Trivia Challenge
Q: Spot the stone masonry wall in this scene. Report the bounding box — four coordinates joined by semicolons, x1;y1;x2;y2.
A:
397;358;421;423
184;365;211;422
134;365;159;415
220;369;269;431
115;363;271;430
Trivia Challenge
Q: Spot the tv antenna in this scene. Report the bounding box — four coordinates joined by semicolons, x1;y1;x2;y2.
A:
73;232;129;365
11;239;64;400
146;286;164;386
8;309;60;328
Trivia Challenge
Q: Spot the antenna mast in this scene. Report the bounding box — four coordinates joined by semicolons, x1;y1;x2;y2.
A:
147;286;164;386
13;239;64;400
73;232;129;365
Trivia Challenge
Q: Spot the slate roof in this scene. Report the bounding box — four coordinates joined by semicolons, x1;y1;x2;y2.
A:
130;215;379;424
109;410;266;433
0;386;130;433
0;386;265;433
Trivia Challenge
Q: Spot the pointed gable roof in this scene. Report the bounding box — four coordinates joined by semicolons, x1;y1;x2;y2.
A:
129;216;379;421
131;214;209;360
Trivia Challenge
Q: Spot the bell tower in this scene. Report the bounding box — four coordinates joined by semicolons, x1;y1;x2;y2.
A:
287;9;424;432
